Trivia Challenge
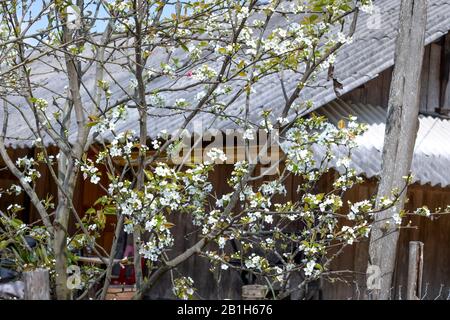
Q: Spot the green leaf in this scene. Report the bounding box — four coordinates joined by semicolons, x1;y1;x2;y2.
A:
86;121;99;127
0;240;9;250
180;42;189;52
86;207;96;215
104;205;116;215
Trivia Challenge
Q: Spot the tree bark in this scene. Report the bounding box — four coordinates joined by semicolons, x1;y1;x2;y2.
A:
368;0;427;300
53;197;71;300
53;4;90;299
131;0;149;292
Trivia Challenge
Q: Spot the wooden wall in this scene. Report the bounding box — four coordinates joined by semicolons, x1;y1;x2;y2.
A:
324;32;450;299
2;32;450;300
0;147;113;250
0;148;34;222
342;32;450;115
319;175;450;300
2;151;450;299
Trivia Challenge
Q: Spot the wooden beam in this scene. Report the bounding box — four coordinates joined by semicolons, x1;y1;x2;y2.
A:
23;268;50;300
368;0;427;300
406;241;424;300
440;33;450;112
427;43;441;111
419;45;430;111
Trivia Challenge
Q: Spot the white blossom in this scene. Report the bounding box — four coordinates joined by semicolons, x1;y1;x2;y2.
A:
304;260;317;277
243;129;255;140
206;148;227;163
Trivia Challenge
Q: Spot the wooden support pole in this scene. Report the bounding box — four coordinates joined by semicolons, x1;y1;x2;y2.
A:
407;241;424;300
367;0;427;300
427;43;441;111
23;268;50;300
440;34;450;113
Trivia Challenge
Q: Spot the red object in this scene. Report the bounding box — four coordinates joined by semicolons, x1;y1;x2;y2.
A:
111;244;145;285
112;257;145;285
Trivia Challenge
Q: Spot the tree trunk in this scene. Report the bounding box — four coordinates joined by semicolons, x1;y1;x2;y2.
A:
54;202;71;300
368;0;427;300
131;0;150;292
53;152;73;300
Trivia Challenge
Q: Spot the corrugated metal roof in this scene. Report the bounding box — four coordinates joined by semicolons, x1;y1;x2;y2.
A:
1;0;450;149
305;100;450;187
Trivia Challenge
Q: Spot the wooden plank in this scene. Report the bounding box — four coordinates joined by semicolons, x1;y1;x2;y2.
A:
354;184;370;299
23;269;50;300
419;45;430;112
106;285;136;300
427;43;441;112
366;75;383;107
440;34;450;111
381;68;393;108
406;241;424;300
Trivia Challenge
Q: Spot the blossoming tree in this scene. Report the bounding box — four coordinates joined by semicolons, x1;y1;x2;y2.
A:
0;0;438;300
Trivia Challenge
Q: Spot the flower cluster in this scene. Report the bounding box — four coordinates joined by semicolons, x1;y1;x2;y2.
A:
245;254;269;272
172;277;195;300
192;64;217;82
94;130;137;162
78;158;101;184
32;98;48;112
206;148;227;164
91;105;128;134
97;145;216;263
15;157;41;183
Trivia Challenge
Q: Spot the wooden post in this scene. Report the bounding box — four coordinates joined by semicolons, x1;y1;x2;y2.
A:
368;0;427;300
106;285;137;300
407;241;424;300
23;268;51;300
427;44;441;111
242;285;268;300
440;34;450;113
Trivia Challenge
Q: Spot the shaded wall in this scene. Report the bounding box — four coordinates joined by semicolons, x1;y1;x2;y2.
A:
342;34;450;115
319;175;450;300
2;149;450;299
